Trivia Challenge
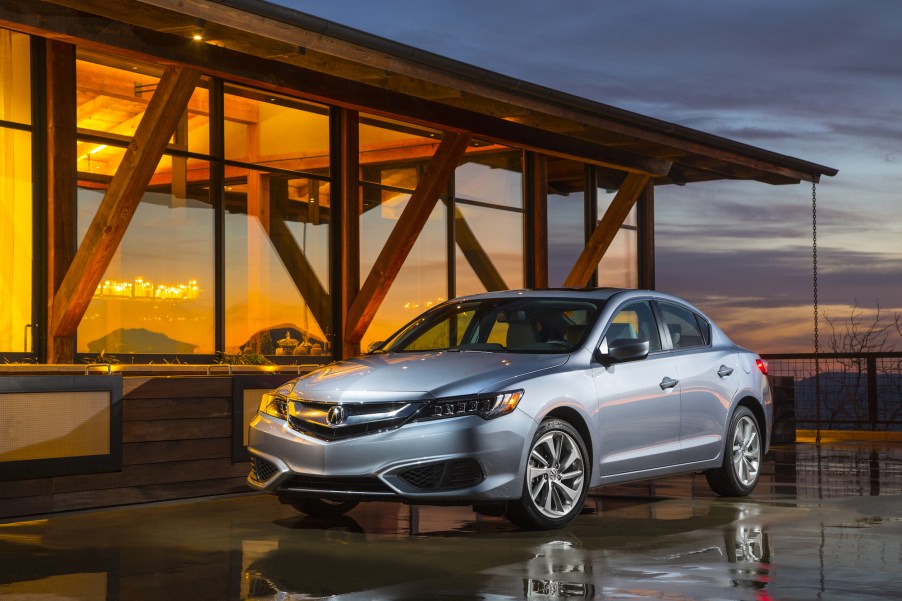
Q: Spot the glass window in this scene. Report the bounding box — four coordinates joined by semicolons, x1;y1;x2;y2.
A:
0;30;31;125
76;51;210;155
547;158;586;287
454;203;523;295
0;30;32;354
359;114;440;187
76;155;215;355
659;303;707;349
603;301;661;352
225;168;331;357
383;298;600;354
455;150;523;209
597;180;638;288
0;128;31;353
358;115;448;350
224;85;329;175
360;189;447;351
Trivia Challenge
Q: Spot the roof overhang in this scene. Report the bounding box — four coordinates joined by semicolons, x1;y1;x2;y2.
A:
12;0;837;185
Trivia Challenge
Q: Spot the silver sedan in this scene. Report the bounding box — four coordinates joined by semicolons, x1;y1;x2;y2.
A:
247;289;771;529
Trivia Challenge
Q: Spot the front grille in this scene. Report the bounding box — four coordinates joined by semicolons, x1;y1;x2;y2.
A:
250;456;279;483
399;464;444;489
398;459;485;490
279;474;395;495
288;400;424;441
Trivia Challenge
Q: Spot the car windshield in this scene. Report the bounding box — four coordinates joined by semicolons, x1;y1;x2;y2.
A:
379;297;603;354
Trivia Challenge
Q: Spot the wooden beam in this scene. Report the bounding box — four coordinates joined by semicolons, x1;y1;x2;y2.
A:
46;40;78;363
346;132;471;344
564;173;650;288
637;183;656;290
453;207;507;292
528;153;548;289
51;66;201;336
338;109;361;358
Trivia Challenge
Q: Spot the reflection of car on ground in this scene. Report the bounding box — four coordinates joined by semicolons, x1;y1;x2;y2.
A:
247;288;772;529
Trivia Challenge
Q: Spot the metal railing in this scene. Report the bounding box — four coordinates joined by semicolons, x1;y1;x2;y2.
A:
764;352;902;430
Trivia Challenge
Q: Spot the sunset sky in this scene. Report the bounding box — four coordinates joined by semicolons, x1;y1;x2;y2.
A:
278;0;902;352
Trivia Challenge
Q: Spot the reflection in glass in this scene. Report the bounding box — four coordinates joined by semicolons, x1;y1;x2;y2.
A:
75;51;210;155
455;203;523;296
456;151;523;209
224;85;329;175
0;29;31;125
0;128;31;352
359;114;439;187
598;229;637;288
225;168;331;357
360;190;446;351
547;159;586;288
76;157;215;354
597;184;638;288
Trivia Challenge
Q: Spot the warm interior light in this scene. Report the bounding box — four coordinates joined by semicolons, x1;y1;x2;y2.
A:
193;33;203;41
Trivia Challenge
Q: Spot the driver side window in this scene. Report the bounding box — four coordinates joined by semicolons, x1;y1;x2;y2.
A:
602;301;662;353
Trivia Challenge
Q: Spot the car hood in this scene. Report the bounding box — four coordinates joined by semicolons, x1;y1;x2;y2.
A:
290;351;569;402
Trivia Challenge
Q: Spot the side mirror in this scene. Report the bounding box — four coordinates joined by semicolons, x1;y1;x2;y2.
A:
365;340;385;354
605;338;650;362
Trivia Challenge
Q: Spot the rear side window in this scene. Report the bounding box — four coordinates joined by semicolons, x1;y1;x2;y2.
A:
659;303;708;349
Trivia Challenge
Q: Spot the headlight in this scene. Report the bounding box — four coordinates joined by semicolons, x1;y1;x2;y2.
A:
417;390;524;421
259;392;288;420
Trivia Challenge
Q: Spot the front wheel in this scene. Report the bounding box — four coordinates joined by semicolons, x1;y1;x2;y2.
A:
290;498;359;517
507;419;589;530
706;406;762;496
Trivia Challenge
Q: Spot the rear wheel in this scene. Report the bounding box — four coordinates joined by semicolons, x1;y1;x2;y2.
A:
290;498;359;517
706;406;762;496
507;419;589;530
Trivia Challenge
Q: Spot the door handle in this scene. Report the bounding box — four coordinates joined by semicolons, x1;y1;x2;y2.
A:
660;377;679;390
717;365;734;378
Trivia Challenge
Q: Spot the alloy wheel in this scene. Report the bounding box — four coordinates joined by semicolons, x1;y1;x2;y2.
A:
527;429;586;519
731;415;761;487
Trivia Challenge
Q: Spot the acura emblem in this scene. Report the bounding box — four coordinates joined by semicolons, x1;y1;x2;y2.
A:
326;405;347;426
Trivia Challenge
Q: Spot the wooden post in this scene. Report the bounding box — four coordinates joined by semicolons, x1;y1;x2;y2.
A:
338;109;360;358
563;173;651;288
529;153;548;289
637;181;656;290
50;66;201;337
45;40;77;363
345;132;471;345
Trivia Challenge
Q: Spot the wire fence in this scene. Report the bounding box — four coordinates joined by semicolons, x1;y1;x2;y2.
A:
764;353;902;431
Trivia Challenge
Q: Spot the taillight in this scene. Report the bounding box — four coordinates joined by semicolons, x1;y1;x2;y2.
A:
755;358;768;375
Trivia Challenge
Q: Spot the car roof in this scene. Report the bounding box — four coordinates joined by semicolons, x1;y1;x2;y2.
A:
454;288;627;302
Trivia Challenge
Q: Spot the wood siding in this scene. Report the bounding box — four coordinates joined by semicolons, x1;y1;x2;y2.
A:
0;375;291;519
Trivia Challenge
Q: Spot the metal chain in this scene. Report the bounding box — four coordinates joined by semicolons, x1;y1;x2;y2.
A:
812;180;821;445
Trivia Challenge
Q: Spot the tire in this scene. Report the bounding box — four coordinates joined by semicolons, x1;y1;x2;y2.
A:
706;406;762;496
290;498;359;517
507;419;589;530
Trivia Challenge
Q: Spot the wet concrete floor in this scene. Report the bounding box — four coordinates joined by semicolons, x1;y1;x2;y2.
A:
1;441;901;600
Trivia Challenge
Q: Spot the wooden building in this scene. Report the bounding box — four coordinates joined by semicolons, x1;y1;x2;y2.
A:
0;0;837;365
0;0;835;516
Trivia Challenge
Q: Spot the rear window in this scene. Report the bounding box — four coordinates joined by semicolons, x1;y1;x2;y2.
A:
659;303;708;349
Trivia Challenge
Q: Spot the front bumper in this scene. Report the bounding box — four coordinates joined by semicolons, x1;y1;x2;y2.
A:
247;409;536;502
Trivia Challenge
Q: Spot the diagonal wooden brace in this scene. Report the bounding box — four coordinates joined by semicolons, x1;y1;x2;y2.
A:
564;173;651;288
51;66;201;336
346;132;472;344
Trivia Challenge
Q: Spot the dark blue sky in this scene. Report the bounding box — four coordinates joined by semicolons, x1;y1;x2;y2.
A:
277;0;902;351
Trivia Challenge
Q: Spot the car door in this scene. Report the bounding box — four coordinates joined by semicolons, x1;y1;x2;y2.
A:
656;302;740;464
593;300;682;476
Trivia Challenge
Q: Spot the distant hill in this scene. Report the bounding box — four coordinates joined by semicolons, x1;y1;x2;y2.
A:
86;328;198;354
